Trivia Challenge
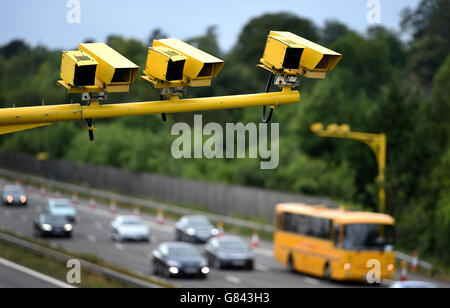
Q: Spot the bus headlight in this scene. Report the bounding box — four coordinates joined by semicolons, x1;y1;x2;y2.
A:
343;263;352;270
387;264;395;271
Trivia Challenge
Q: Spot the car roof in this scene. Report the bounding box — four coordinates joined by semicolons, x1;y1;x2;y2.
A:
49;198;72;204
117;215;143;222
183;215;210;221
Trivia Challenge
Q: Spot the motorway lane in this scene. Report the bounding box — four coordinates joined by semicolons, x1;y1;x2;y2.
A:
4;184;448;288
0;259;73;288
0;189;341;288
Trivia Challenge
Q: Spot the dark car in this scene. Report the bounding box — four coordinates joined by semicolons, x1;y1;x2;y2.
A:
152;242;209;279
204;236;254;270
174;215;219;243
1;185;28;206
33;213;73;238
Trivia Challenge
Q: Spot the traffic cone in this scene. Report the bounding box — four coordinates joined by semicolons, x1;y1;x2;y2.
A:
251;231;260;248
217;222;224;238
133;206;140;217
40;184;47;197
109;199;117;214
72;192;78;205
400;261;408;281
412;252;419;272
89;198;96;210
156;209;164;225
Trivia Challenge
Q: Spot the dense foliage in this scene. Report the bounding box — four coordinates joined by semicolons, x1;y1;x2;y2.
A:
0;1;448;264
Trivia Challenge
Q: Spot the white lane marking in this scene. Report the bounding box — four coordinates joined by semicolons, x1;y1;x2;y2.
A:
0;257;76;288
303;277;320;285
16;231;25;237
255;264;269;272
225;275;242;284
115;243;125;251
253;248;273;257
94;221;103;230
87;235;97;243
20;215;28;222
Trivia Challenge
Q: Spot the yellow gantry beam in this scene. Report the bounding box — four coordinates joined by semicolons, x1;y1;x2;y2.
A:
0;87;299;134
310;123;387;213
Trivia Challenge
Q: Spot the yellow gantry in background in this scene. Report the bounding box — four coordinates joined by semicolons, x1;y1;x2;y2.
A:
0;31;342;137
310;123;387;213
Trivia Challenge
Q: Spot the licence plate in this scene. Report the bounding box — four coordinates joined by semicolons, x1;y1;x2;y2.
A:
232;261;246;266
184;268;198;274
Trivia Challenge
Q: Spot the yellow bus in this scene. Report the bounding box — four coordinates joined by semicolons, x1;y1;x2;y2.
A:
274;203;396;282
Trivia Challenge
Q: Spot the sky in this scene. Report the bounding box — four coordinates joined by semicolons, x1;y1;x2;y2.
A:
0;0;421;52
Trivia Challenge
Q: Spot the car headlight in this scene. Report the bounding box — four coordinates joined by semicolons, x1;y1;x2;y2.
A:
6;195;13;203
169;267;179;274
64;224;73;232
187;228;196;236
201;267;210;274
42;224;52;231
20;196;27;203
210;228;219;236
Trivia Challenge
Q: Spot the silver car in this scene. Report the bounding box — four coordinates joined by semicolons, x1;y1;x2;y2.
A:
110;215;150;242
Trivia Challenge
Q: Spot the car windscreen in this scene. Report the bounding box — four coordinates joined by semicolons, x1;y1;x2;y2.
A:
122;219;144;226
43;216;68;224
186;218;212;228
4;189;24;195
168;246;200;257
53;201;73;208
343;224;395;251
219;240;249;253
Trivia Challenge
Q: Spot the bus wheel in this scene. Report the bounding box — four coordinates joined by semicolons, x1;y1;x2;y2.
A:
324;263;332;281
288;255;296;273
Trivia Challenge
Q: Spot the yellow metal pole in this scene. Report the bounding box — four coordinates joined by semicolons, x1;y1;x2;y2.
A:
0;88;299;132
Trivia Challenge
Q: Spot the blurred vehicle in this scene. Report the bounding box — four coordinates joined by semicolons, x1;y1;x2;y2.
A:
274;203;396;282
110;215;150;242
33;213;73;238
204;236;254;270
1;185;28;206
390;281;438;288
152;242;209;279
174;215;219;243
46;198;76;222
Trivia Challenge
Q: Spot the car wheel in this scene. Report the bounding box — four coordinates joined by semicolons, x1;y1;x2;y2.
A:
288;255;295;273
324;263;332;281
214;258;222;269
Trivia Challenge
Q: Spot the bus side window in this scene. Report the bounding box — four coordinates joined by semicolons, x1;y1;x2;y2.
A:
334;225;341;248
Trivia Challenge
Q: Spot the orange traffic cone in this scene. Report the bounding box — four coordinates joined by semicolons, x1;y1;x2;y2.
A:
251;231;260;248
400;261;408;281
109;199;117;214
89;198;96;210
217;222;224;238
156;209;164;225
412;252;419;272
133;206;140;217
72;192;78;205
